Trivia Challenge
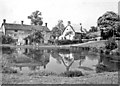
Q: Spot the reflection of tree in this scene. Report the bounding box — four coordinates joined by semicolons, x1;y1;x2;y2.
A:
2;47;15;54
96;53;119;73
51;49;74;71
29;66;37;71
51;50;62;64
72;52;94;71
72;52;86;66
24;49;50;69
51;49;87;71
61;56;74;71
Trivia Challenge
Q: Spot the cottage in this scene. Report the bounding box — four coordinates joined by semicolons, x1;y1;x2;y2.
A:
59;21;84;40
0;19;51;45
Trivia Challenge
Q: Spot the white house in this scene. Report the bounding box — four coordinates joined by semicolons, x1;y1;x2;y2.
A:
59;21;85;40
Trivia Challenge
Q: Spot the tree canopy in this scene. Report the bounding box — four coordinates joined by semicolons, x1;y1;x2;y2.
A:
28;10;43;25
25;31;43;44
97;11;119;30
51;20;65;39
97;11;120;38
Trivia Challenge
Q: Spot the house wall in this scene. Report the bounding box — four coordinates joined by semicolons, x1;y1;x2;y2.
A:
59;26;75;40
6;30;31;45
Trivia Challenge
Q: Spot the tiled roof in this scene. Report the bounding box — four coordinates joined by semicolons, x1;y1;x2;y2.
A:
2;23;50;32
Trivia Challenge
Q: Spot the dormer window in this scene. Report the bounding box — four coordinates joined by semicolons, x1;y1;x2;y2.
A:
15;30;18;32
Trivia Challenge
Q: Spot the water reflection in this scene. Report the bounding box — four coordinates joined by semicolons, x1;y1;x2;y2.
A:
2;46;119;74
96;53;120;73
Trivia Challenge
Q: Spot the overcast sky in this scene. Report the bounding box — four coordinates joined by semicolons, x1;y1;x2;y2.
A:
0;0;119;30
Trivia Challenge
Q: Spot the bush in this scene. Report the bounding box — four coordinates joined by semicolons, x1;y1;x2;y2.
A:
2;35;16;44
55;39;83;45
105;38;117;50
2;67;17;73
60;70;83;77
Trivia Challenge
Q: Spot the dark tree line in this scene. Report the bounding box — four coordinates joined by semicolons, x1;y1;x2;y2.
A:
97;11;120;39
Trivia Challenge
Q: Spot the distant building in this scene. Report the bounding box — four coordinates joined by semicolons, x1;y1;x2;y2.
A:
59;21;84;40
0;19;51;45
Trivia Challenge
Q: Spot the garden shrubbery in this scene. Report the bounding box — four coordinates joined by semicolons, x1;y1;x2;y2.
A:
60;70;83;77
105;38;117;50
55;39;83;45
2;35;16;44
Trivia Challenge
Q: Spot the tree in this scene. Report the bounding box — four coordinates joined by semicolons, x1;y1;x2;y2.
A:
56;20;65;34
89;26;98;32
97;11;120;38
105;37;117;50
51;20;65;39
2;35;16;44
51;27;61;39
28;10;43;25
25;31;43;44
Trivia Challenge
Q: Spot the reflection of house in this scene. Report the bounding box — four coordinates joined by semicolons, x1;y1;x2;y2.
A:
59;21;84;40
1;19;51;45
9;48;50;71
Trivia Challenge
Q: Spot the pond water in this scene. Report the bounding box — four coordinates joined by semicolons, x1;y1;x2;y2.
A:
1;47;119;74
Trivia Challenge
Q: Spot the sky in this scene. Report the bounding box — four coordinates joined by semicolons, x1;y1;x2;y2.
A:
0;0;119;30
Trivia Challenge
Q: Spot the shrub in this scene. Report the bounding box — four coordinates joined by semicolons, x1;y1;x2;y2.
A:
2;67;17;73
2;35;16;44
60;70;83;77
105;38;117;50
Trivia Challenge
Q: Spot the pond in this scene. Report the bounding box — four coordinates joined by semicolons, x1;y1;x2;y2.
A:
1;46;119;74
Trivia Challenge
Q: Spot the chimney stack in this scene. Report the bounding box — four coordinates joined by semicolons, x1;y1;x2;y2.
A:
68;21;71;25
3;19;6;24
21;21;24;25
45;23;47;27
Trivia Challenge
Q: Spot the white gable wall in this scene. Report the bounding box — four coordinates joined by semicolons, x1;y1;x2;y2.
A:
1;25;5;35
59;26;75;40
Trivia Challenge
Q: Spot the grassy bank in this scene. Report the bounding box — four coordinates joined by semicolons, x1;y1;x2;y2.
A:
2;71;118;84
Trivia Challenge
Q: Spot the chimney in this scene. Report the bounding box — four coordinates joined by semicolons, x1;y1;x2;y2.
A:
68;21;71;25
21;21;24;25
45;23;47;27
3;19;6;24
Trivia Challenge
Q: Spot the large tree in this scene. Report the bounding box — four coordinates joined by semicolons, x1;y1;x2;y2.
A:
28;10;43;25
51;20;65;39
97;11;120;38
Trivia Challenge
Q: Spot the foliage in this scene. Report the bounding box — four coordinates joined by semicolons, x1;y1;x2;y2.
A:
51;27;61;39
28;10;43;25
97;11;119;29
25;31;43;44
2;35;16;44
97;11;120;38
60;70;83;77
105;37;117;50
2;67;17;73
2;47;15;54
51;20;65;39
55;39;83;45
89;26;98;32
